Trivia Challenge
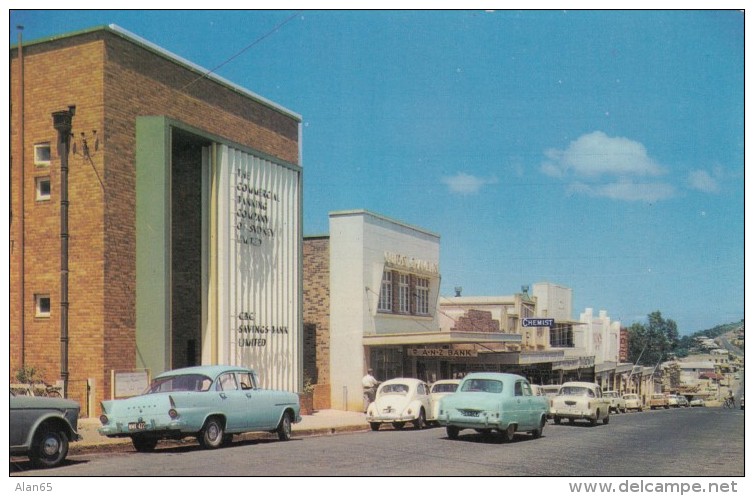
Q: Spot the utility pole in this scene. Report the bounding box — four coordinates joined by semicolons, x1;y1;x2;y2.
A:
52;106;75;398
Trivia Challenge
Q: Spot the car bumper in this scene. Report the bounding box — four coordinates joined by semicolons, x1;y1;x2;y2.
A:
551;409;597;420
437;413;503;430
367;413;417;423
98;419;186;438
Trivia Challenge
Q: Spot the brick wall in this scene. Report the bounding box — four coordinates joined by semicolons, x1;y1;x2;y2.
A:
9;28;300;416
302;236;331;403
451;309;501;333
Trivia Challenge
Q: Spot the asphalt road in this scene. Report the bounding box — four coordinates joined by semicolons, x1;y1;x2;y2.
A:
11;404;744;477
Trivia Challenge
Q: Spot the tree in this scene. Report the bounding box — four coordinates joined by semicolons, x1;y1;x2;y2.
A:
627;311;679;366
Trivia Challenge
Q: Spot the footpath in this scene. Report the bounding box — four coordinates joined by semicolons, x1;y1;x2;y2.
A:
71;409;369;454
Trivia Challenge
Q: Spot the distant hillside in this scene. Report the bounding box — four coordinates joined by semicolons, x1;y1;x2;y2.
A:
674;319;744;357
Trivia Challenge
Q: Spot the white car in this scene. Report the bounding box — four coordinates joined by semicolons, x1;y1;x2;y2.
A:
550;381;610;426
667;394;680;408
535;384;561;419
367;378;431;431
603;390;627;413
427;379;460;424
689;398;705;407
622;393;643;412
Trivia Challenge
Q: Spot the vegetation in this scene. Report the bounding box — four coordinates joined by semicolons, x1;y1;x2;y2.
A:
627;313;744;365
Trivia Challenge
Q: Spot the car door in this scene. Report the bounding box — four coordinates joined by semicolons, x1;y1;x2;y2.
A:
214;372;249;431
242;373;281;430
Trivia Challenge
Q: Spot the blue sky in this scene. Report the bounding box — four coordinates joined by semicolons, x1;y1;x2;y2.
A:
8;9;745;335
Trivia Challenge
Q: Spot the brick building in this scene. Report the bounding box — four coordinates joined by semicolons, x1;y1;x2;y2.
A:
10;25;303;416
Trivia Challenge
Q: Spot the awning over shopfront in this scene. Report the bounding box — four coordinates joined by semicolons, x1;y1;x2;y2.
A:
362;331;522;346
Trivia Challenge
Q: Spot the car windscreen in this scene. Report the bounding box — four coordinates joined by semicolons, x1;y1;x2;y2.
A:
380;384;409;394
146;374;213;393
559;386;594;397
460;379;503;393
431;383;458;394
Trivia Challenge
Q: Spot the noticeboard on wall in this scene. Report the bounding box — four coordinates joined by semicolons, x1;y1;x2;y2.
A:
111;369;150;399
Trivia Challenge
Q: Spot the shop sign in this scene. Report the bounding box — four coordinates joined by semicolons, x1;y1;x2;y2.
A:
407;347;478;358
384;251;439;275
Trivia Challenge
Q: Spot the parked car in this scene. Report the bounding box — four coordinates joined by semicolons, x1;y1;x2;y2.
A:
550;381;610;426
98;365;301;451
603;390;627;413
676;396;690;407
367;378;431;430
689;397;705;407
10;390;81;468
538;384;561;419
667;394;682;408
622;393;643;412
437;373;548;441
650;393;670;410
427;379;460;425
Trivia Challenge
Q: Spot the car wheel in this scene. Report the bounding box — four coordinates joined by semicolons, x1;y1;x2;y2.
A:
198;417;225;449
553;416;561;425
413;409;426;429
131;435;158;452
276;412;292;441
370;422;381;431
590;413;598;426
531;416;546;439
501;424;516;442
392;422;405;430
602;414;610;425
30;427;69;468
446;426;459;440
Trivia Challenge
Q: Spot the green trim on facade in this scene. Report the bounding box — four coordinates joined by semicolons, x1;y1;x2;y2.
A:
135;116;172;374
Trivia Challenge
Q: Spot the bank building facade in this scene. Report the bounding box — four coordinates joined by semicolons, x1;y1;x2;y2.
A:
10;25;303;416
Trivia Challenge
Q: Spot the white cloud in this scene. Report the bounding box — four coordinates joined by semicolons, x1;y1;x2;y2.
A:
543;131;664;177
570;180;676;202
441;172;497;195
542;131;674;202
688;169;721;193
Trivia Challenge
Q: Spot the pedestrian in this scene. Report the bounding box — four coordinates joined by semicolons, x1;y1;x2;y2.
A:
362;368;380;412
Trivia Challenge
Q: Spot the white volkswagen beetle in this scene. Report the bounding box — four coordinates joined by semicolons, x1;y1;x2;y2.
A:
367;378;431;431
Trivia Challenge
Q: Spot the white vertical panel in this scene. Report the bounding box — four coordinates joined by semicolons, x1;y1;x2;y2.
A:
215;145;300;392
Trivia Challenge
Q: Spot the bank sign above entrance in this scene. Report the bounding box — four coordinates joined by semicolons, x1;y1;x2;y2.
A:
407;347;478;358
522;318;556;328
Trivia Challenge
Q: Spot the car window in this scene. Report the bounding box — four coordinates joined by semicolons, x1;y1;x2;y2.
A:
381;384;409;394
461;379;503;393
559;386;593;397
216;373;239;391
431;383;458;394
237;372;255;390
147;374;213;393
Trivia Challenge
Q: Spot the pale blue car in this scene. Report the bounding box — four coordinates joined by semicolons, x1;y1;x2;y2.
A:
98;365;301;452
437;372;548;442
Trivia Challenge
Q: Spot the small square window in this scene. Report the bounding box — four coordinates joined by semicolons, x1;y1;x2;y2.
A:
35;176;51;201
35;295;51;318
34;143;51;166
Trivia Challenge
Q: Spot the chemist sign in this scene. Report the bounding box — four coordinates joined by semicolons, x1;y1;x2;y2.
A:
522;318;555;328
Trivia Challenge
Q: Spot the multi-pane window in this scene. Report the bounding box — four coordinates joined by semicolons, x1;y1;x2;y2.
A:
378;270;393;312
398;273;410;313
415;277;429;315
35;176;51;201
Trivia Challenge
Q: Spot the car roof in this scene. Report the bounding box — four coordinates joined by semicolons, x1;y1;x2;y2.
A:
381;378;425;385
561;381;599;388
431;379;461;385
155;365;254;379
460;372;527;383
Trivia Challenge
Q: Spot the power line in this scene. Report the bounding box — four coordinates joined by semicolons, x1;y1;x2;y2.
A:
181;11;299;91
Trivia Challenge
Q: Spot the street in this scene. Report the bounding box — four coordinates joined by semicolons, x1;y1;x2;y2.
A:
11;404;744;477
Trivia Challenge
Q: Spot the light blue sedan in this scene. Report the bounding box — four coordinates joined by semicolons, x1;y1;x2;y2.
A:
437;372;548;442
98;365;301;451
